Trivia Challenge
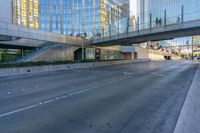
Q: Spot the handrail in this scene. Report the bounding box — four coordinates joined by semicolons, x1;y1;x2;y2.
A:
15;42;57;63
93;9;200;42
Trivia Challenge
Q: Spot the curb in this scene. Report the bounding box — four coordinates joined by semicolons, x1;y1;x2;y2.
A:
0;59;150;78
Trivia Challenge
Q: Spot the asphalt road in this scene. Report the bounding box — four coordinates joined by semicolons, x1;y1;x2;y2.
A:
0;61;198;133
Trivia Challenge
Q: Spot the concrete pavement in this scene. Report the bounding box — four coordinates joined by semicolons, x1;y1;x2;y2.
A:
0;61;198;133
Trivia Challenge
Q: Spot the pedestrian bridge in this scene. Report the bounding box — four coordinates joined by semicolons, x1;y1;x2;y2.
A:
1;11;200;47
92;18;200;46
0;21;92;47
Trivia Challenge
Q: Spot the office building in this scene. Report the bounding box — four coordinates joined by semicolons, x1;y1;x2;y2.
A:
12;0;129;37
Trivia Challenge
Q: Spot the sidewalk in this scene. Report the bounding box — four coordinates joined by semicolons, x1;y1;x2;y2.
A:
174;64;200;133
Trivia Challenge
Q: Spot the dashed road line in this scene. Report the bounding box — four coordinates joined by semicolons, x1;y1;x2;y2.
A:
0;104;38;118
0;76;130;118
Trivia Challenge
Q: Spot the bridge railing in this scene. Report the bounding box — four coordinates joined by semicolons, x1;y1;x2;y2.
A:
94;6;200;43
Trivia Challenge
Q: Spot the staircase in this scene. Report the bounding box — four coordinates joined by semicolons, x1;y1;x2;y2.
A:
16;42;57;63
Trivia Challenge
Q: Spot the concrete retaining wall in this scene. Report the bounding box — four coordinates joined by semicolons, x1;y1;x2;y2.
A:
136;47;165;60
0;59;150;77
135;47;181;60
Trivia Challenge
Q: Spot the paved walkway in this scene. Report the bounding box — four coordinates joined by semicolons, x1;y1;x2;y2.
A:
174;63;200;133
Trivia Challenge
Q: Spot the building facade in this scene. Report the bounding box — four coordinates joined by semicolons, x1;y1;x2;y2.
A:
13;0;40;29
12;0;129;37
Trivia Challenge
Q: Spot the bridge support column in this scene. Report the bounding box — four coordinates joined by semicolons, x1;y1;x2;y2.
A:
82;41;84;61
21;49;25;57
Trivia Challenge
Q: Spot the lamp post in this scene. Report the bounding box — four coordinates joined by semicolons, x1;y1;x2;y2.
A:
82;33;86;61
82;40;84;61
192;36;194;60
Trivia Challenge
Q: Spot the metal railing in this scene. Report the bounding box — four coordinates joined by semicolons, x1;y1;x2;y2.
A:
93;7;200;43
14;42;57;63
1;5;200;45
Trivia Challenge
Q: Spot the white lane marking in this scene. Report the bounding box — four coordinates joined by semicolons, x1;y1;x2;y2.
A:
4;75;97;96
98;77;128;87
69;89;91;96
0;76;130;118
42;99;55;104
55;95;68;100
0;104;38;118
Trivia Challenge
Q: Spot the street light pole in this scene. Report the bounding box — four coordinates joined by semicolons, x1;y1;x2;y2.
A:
192;36;194;60
82;40;84;61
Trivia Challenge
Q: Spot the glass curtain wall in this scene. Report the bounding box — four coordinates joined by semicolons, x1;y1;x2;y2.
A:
13;0;39;29
40;0;100;36
13;0;128;38
39;0;128;37
98;0;129;37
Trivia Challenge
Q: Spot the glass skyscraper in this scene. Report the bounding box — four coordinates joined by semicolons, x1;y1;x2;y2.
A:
13;0;39;29
13;0;129;37
12;0;200;36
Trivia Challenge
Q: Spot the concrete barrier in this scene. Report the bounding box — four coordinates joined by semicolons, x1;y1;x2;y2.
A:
0;59;150;77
